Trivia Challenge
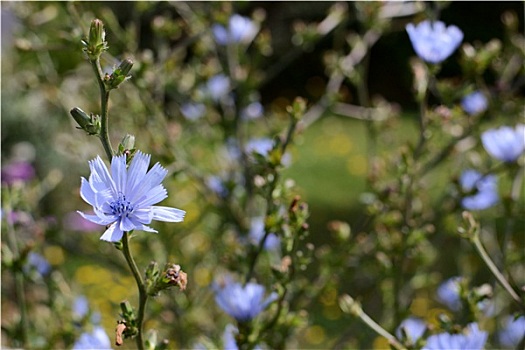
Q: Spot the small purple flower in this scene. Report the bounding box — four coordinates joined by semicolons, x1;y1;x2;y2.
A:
181;102;206;121
396;317;426;343
499;316;525;348
212;14;258;45
481;124;525;162
249;217;280;251
63;212;101;232
1;161;35;185
406;20;463;64
461;91;488;115
460;170;498;211
214;278;278;322
206;74;231;102
77;151;185;242
24;252;51;277
423;323;487;350
72;326;111;350
437;276;463;311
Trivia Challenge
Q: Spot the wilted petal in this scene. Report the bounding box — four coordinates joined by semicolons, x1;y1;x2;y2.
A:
151;206;186;222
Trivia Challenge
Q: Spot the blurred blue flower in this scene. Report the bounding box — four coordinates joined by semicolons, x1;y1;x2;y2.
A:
1;161;35;185
396;317;426;343
212;14;258;45
436;276;462;311
241;102;264;120
72;326;111;350
73;296;89;319
481;124;525;162
24;252;51;277
499;316;525;348
461;91;488;115
245;138;273;156
181;102;206;121
460;170;498;211
77;151;185;242
423;323;487;350
406;20;463;64
249;217;280;251
206;175;229;198
206;74;231;102
214;278;278;322
223;324;262;350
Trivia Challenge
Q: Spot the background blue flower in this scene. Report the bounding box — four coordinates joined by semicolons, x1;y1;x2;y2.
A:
481;124;525;162
460;170;499;211
461;91;488;115
406;20;463;64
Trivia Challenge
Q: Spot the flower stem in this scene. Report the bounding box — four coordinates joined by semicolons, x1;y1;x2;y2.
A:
90;58;114;161
471;230;524;310
121;232;148;350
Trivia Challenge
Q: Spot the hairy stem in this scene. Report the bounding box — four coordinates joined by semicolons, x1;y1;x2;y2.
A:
122;232;148;350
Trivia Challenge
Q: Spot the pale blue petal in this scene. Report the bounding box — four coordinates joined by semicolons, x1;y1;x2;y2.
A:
120;215;136;232
126;151;151;195
128;163;168;204
130;208;153;224
76;211;110;225
93;207;118;224
80;177;96;206
100;222;124;242
111;154;127;193
95;189;115;209
151;206;185;222
134;185;167;207
89;156;116;193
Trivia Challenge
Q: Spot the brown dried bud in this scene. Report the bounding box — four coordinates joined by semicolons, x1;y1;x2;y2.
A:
165;264;187;291
115;322;127;346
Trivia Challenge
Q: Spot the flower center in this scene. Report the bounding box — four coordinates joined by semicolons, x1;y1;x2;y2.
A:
110;194;134;217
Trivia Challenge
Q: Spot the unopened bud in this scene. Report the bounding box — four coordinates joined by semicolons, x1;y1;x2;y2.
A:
105;59;134;90
82;19;108;61
70;107;100;135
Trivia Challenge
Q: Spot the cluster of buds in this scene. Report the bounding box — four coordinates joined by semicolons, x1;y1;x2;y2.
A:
69;107;101;135
145;262;187;297
115;301;139;346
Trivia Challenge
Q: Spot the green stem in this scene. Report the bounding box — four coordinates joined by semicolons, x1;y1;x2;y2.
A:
471;232;524;310
121;232;147;350
4;198;28;348
90;58;114;161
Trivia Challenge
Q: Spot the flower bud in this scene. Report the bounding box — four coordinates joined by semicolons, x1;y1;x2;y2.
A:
82;19;108;61
70;107;101;135
105;59;134;90
118;134;136;156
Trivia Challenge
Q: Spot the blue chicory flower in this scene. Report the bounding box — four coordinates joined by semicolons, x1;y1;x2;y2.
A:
24;252;51;277
406;20;463;64
206;74;231;102
396;317;426;343
498;316;525;348
212;14;258;45
180;102;206;121
214;278;278;322
245;138;274;156
249;216;280;251
436;276;463;311
77;151;185;242
223;324;262;350
461;91;488;115
423;323;487;350
72;326;112;350
460;170;499;211
481;124;525;162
